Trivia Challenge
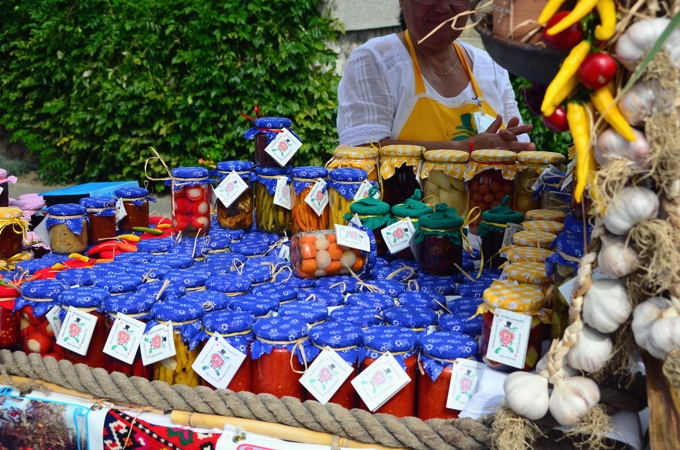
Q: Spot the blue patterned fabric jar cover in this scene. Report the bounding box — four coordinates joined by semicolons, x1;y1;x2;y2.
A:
114;186;153;205
307;321;364;365
277;301;329;326
181;289;231;313
162;268;211;291
243;117;296;145
14;279;67;316
136;237;176;254
419;330;479;382
92;273;142;296
55;267;96;287
446;296;485;316
193;309;256;352
415;273;459;295
136;279;186;302
296;287;345;308
381;306;437;332
202;252;248;271
290;166;329;194
45;203;88;236
438;312;484;337
358;278;405;298
13;254;67;275
149;296;205;342
327;168;371;201
345;291;395;312
251;283;298;305
254;166;290;196
328;305;384;328
79;196;116;217
155;252;195;270
103;291;157;320
227;293;279;319
314;275;361;294
229;238;272;258
397;290;447;312
204;274;252;295
214;160;255;182
57;285;110;320
362;325;419;371
251;316;311;364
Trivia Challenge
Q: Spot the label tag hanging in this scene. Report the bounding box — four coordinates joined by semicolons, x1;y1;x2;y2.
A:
273;176;293;209
264;128;302;167
381;218;415;254
304;179;329;216
55;307;99;356
351;352;410;412
484;308;532;369
335;224;370;252
214;170;248;208
103;313;146;364
192;335;247;389
300;349;354;405
446;358;485;410
140;322;176;366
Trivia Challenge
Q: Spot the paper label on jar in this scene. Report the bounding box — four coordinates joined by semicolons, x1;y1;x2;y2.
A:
115;197;128;223
103;313;145;365
354;180;377;201
278;236;290;261
561;159;576;191
214;170;248;208
500;222;524;255
56;307;98;356
45;305;63;338
300;349;354;405
381;218;415;254
273;176;293;210
264;128;301;167
334;224;370;252
447;359;484;411
484;308;532;369
351;352;411;412
305;178;329;217
140;322;176;366
192;334;247;389
33;218;50;247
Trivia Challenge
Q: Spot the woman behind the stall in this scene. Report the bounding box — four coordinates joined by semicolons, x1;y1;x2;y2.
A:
336;0;535;152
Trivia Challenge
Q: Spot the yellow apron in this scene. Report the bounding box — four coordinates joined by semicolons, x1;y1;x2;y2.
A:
399;31;499;142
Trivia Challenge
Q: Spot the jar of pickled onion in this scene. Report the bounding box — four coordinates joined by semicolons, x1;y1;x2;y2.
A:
420;149;469;216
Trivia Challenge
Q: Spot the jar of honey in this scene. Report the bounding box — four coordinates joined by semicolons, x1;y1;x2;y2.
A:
115;186;151;231
79;197;116;245
45;203;89;255
420;150;469;216
327;168;371;227
251;316;312;399
463;149;519;234
215;160;255;230
418;330;479;420
0;207;28;260
169;166;211;236
0;283;20;350
477;196;524;269
515;151;567;213
254;166;291;234
327;146;380;182
15;279;66;356
290;166;329;233
244;116;297;167
412;203;464;275
379;145;424;207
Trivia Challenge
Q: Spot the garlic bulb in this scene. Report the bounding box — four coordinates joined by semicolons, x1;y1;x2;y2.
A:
549;376;601;426
619;79;674;126
594;127;650;169
503;371;550;420
582;278;632;333
603;187;659;235
631;296;673;350
597;233;639;278
567;325;613;373
645;313;680;360
615;17;680;71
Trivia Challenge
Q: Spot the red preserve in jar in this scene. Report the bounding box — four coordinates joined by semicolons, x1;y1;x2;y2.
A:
359;325;419;417
0;207;28;260
0;283;20;349
115;187;151;231
412;203;464;275
79;196;117;245
251;316;311;400
417;330;479;420
16;279;67;357
170;166;211;236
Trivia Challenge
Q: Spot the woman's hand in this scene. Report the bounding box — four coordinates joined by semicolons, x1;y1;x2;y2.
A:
470;115;535;152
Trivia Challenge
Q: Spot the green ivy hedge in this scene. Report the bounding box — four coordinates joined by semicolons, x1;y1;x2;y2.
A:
0;0;342;189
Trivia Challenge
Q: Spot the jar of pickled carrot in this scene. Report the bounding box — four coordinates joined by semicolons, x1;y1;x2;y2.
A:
327;146;380;182
254;166;291;234
420;149;469;216
359;325;419;417
0;207;28;260
251;316;312;399
15;279;66;356
169;166;211;236
79;197;116;245
290;166;329;233
418;330;479;420
379;145;424;207
412;203;464;275
327;168;372;227
215;160;255;230
477;195;524;269
45;203;89;254
0;283;20;350
115;186;152;231
307;321;363;408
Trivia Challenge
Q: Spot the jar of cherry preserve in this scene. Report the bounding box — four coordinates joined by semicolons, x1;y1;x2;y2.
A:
307;321;364;408
463;149;518;234
477;195;524;269
379;145;424;207
115;187;152;231
215;160;255;230
0;282;20;350
254;166;291;234
251;316;312;399
290;166;329;233
243;116;297;167
418;330;478;420
15;279;66;356
79;197;116;245
169;167;211;236
45;203;89;255
327;146;380;182
412;203;464;275
0;207;28;260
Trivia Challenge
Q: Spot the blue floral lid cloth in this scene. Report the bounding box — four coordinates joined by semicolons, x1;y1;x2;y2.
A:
307;321;364;365
447;296;484;315
58;285;109;309
228;293;279;318
203;233;236;253
359;279;404;298
149;296;205;341
397;290;446;311
193;309;256;352
169;166;210;190
313;275;360;294
362;325;419;369
92;273;142;295
55;267;96;287
162;269;210;290
15;279;67;316
243;116;295;143
180;289;231;313
46;203;88;235
136;279;186;302
202;252;248;270
251;283;298;304
456;281;491;298
296;287;345;307
438;312;483;337
229;239;271;257
345;291;395;312
136;237;176;254
290;166;328;194
328;305;383;328
113;252;157;266
114;186;150;200
419;331;479;381
79;196;116;216
381;305;437;330
328;168;371;201
13;254;67;275
545;230;589;277
251;316;311;363
416;274;459;295
277;300;329;325
205;274;252;294
254;166;290;195
103;291;156;317
215;160;255;183
156;253;195;269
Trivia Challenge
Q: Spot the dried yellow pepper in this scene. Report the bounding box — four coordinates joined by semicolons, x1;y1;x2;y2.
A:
541;40;592;116
546;0;599;35
566;101;594;203
590;85;637;142
594;0;617;41
538;0;567;25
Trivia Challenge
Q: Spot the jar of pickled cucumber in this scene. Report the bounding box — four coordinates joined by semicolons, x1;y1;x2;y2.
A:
290;166;329;233
45;203;89;254
327;168;371;227
379;145;424;207
327;146;380;182
243;116;297;167
254;166;291;234
477;196;524;269
169;166;211;236
420;150;469;216
463;149;518;235
215;160;255;230
115;186;152;231
413;203;464;275
79;197;116;245
515;151;566;213
0;207;28;260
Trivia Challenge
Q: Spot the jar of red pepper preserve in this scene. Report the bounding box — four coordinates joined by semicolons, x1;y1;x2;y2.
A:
15;279;66;357
0;282;20;350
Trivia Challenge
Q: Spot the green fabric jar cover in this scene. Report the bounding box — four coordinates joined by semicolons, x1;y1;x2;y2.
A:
477;195;524;238
390;189;432;222
413;203;464;246
344;186;392;230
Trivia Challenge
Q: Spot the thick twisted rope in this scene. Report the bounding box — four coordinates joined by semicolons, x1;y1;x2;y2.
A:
0;350;493;450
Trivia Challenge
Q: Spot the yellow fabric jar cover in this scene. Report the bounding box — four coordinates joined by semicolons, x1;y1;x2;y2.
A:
481;280;546;313
379;144;424;179
463;149;518;181
504;245;553;263
505;260;549;285
524;208;568;222
420;150;469;179
512;230;556;247
517;151;566;173
327;146;380;181
522;219;564;234
0;207;28;234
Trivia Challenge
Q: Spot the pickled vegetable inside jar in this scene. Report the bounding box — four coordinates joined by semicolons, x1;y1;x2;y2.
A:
15;279;66;356
169;166;211;236
327;146;380;182
477;196;524;269
420;149;469;216
115;186;151;231
0;207;28;260
290;166;329;233
243;116;296;167
290;229;369;278
515;151;566;213
254;166;291;234
413;203;464;276
327;168;371;227
215;160;255;230
79;196;116;245
463;149;518;234
45;203;89;254
379;145;424;206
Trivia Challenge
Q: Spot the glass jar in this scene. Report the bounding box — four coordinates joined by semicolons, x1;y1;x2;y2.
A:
45;203;89;254
215;160;255;230
418;331;478;420
345;187;391;257
464;149;518;234
360;325;419;417
0;169;16;208
524;208;568;223
390;189;433;260
438;312;484;338
307;321;363;408
382;305;437;334
479;280;549;372
522;219;564;234
0;283;20;350
511;230;557;249
327;167;371;227
420;149;469;216
278;301;329;328
115;186;151;232
379;145;424;207
15;279;66;356
254;166;291;234
515;151;567;214
327;146;380;182
251;316;311;399
504;245;553;264
477;196;524;269
169;166;211;236
79;196;116;245
328;305;384;329
504;260;550;288
200;309;255;392
413;203;464;276
227;293;279;320
0;207;28;260
290;229;369;279
243;116;296;167
290;166;329;233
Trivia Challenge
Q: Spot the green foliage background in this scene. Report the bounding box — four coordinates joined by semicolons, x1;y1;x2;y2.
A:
0;0;342;190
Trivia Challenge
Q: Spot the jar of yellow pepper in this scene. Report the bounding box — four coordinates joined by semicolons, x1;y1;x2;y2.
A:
327;168;372;227
254;166;291;234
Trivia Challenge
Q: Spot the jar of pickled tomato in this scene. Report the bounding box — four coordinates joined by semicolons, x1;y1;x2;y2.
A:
169;166;211;236
290;166;329;233
0;207;28;260
45;203;89;254
420;149;469;216
215;160;255;230
379;145;424;207
413;203;464;275
115;186;152;231
327;146;380;182
79;196;116;245
254;166;291;234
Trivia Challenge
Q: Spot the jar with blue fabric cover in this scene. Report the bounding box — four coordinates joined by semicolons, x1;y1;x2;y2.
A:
381;305;437;334
328;305;383;328
413;203;464;275
214;160;254;230
198;309;255;391
163;269;210;293
390;189;432;260
228;293;279;319
115;186;152;231
243;116;296;167
169;166;211;236
478;195;524;269
254;166;291;234
92;272;142;296
150;297;205;386
278;301;329;328
0;207;28;260
327;168;371;227
15;279;66;356
251;316;311;399
379;145;424;207
417;330;479;420
397;290;446;313
46;203;89;254
290;166;329;233
438;312;484;338
327;146;380;182
344;186;392;256
205;274;252;297
79;196;116;245
307;321;364;408
345;291;395;313
360;325;419;417
296;287;345;308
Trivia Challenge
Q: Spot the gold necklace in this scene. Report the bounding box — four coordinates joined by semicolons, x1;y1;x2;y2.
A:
419;54;460;77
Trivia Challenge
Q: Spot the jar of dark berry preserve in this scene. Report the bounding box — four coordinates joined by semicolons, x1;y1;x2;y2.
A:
413;203;464;275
